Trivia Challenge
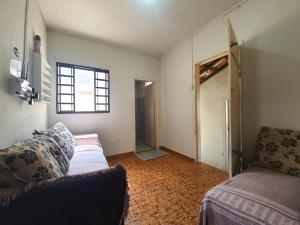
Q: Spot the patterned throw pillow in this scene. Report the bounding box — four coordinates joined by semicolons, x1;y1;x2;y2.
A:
0;137;69;188
255;127;300;177
39;122;75;160
28;136;69;174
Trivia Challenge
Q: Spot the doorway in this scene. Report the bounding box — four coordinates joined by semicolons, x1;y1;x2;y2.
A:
134;80;156;153
194;20;242;177
195;53;230;172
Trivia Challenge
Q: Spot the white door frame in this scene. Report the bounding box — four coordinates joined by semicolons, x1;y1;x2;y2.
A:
133;79;158;153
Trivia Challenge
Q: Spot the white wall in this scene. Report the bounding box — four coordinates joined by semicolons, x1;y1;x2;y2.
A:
0;0;47;148
160;0;300;164
160;40;196;159
200;68;229;170
47;31;160;156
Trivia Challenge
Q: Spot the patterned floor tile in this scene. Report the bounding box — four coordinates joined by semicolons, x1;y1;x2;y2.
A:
108;151;228;225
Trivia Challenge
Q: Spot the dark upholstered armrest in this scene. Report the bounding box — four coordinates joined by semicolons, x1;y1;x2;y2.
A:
0;165;129;225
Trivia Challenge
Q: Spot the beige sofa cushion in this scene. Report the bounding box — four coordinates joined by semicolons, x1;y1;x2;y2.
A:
255;127;300;177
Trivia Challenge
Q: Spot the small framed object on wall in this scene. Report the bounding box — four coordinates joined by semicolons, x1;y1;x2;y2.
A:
9;39;22;78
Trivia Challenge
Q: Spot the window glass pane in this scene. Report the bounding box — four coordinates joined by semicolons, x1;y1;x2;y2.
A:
60;95;72;103
96;80;108;88
60;86;73;94
60;67;72;75
96;80;104;87
61;104;73;111
60;77;72;85
96;88;108;96
96;72;107;80
96;105;107;111
96;97;108;104
74;69;94;112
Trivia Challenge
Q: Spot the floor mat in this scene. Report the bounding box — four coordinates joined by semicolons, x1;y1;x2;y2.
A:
136;141;153;152
136;149;168;160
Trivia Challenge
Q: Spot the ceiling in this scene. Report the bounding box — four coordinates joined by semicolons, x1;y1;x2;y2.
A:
38;0;241;56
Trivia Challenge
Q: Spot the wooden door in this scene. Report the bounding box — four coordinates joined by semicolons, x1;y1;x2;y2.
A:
144;82;156;148
228;20;242;177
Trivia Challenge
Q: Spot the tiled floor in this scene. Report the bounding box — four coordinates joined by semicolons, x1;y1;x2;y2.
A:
108;150;228;225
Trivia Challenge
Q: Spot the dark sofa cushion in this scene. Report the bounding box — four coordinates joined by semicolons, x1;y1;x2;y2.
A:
0;165;129;225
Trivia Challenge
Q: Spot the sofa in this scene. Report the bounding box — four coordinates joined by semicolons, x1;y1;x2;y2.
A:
0;132;129;225
199;127;300;225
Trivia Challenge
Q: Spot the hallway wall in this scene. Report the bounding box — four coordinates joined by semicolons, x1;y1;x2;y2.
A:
135;81;145;142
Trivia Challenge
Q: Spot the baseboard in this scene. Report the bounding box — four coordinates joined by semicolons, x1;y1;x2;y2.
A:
106;151;134;159
159;146;195;162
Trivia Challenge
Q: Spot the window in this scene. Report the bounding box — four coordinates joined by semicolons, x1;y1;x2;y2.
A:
56;62;110;114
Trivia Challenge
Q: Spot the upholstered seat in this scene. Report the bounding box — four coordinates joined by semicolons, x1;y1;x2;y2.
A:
0;133;128;225
67;144;109;175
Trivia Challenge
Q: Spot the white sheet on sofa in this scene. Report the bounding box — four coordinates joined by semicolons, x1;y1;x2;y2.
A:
74;133;98;139
74;144;103;153
67;145;109;176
